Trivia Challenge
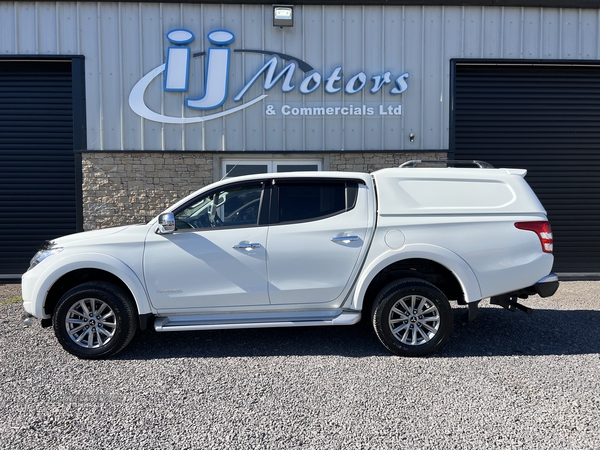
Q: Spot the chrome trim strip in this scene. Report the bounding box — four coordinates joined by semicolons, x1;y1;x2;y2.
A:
537;273;559;284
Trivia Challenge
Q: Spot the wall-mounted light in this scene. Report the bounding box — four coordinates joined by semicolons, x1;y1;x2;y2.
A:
409;133;415;143
273;5;293;27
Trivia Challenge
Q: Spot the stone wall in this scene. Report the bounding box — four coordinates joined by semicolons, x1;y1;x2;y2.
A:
81;151;447;230
329;152;446;172
82;153;214;230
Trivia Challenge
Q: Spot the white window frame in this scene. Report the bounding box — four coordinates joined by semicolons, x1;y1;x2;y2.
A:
221;159;323;179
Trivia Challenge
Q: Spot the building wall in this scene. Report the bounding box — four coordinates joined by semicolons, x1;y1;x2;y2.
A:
2;2;600;229
81;152;213;229
3;2;600;152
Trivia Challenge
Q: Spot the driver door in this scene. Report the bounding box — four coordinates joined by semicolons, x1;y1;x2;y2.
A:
143;182;270;311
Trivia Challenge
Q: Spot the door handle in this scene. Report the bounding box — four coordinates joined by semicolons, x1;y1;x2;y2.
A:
331;236;360;243
233;242;261;250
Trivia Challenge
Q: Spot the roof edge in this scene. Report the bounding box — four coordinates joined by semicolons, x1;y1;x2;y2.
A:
39;0;600;9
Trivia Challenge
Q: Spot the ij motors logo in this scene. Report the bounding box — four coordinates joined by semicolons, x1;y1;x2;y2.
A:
129;28;410;124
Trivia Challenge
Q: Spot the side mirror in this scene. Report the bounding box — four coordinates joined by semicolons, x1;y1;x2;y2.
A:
215;192;227;208
156;213;176;234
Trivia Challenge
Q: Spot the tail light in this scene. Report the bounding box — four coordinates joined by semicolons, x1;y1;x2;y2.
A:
515;221;553;253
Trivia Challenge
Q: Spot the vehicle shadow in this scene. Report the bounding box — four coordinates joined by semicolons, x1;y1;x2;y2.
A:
117;307;600;360
442;306;600;358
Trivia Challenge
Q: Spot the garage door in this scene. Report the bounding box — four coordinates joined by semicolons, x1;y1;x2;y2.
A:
451;62;600;274
0;59;85;278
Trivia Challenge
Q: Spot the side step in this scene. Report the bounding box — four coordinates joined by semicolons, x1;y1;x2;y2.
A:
154;310;362;332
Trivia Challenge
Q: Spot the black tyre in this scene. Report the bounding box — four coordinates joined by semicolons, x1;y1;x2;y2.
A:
372;278;453;357
53;281;138;359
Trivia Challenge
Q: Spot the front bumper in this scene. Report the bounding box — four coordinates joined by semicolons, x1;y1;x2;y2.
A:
21;265;48;319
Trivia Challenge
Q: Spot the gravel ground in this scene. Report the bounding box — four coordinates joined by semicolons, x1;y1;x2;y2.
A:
1;281;599;449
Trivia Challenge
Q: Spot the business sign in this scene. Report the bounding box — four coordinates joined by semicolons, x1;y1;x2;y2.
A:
129;28;410;124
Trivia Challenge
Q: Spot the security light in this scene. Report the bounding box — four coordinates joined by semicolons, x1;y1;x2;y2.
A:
273;5;293;27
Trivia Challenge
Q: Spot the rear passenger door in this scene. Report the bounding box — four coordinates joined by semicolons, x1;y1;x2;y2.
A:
266;179;371;306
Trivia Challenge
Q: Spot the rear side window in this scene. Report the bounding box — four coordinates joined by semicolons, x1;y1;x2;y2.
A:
276;181;358;224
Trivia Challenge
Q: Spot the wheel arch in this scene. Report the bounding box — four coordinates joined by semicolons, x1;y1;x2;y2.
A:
351;245;482;313
32;256;151;320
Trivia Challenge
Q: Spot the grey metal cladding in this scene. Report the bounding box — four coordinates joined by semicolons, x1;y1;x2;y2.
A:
3;2;600;151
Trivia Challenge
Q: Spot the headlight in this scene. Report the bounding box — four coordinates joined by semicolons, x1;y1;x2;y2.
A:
29;242;63;270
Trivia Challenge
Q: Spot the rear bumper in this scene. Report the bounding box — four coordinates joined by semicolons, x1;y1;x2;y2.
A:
468;273;559;321
502;272;559;299
533;273;560;298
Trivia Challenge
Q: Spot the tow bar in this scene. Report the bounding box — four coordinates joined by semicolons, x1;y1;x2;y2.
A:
490;294;534;315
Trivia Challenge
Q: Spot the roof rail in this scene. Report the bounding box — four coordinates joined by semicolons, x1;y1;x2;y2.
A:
399;159;495;169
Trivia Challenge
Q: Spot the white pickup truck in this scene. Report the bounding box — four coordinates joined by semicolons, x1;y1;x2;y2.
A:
22;161;559;359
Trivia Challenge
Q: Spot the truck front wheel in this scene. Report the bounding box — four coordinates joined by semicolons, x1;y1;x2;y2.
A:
53;281;138;359
372;278;453;357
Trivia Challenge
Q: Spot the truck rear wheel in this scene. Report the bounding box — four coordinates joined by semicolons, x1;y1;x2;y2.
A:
53;281;138;359
372;278;452;357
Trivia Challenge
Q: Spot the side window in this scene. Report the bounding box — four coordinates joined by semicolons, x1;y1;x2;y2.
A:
277;182;357;224
175;183;263;230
